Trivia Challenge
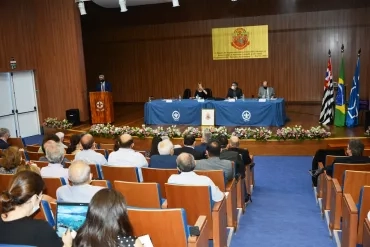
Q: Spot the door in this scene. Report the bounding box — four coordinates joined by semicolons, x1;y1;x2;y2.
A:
0;73;17;137
12;71;40;137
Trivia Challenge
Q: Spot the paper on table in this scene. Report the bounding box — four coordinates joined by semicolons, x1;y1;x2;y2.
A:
165;99;173;103
225;192;229;198
138;235;154;247
258;98;266;102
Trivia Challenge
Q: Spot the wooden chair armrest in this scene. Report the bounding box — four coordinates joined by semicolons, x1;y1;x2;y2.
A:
343;193;358;214
226;178;236;192
332;178;342;193
161;200;168;209
212;198;226;212
318;162;324;169
188;216;208;244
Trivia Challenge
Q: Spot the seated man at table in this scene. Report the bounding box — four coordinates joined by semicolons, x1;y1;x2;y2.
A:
174;134;205;160
168;153;224;202
195;141;233;181
226;82;243;99
194;83;208;99
310;139;370;177
149;139;177;169
258;81;275;99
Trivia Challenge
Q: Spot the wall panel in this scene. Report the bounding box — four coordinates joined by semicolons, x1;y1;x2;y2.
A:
83;8;370;103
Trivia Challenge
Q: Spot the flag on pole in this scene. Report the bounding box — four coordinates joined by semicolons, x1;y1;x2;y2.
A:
346;49;361;127
319;51;334;125
334;45;346;126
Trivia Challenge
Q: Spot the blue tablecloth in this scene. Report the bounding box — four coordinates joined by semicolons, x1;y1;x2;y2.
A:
144;99;209;125
144;99;286;126
209;99;286;126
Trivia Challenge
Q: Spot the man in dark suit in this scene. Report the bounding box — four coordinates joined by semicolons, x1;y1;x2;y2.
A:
150;139;178;169
311;139;370;177
226;82;243;99
96;73;112;92
174;134;205;160
218;135;244;177
0;128;10;150
228;136;252;165
194;129;212;156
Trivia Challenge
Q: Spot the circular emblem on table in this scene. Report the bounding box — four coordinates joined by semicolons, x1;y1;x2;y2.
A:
96;101;104;109
242;110;251;121
172;111;180;121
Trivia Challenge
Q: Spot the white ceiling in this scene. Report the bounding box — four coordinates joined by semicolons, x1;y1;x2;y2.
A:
92;0;172;8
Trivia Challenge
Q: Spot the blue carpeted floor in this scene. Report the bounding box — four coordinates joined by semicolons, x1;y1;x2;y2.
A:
230;156;336;247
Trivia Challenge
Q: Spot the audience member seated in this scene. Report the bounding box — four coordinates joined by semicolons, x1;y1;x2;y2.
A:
66;134;82;155
0;171;67;247
75;134;107;165
168;153;224;202
0;146;24;174
108;134;148;181
57;160;103;203
0;128;10;150
56;132;68;148
311;139;370;177
228;136;252;165
15;163;56;203
149;139;177;169
174;134;205;160
39;135;70;166
218;135;244;177
195;141;233;181
149;135;162;157
40;142;69;182
63;188;143;247
194;129;212;155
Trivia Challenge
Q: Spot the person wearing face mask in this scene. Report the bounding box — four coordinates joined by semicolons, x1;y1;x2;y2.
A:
258;81;275;99
226;82;243;99
194;83;208;99
0;171;70;247
95;73;112;92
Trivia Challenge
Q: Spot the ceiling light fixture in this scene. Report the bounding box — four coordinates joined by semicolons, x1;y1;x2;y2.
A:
119;0;128;12
77;1;87;15
172;0;180;7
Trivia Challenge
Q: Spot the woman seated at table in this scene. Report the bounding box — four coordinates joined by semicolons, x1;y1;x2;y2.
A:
194;83;208;99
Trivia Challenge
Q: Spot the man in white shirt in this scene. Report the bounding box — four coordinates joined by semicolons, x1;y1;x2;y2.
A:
40;142;69;182
57;160;104;203
168;153;224;202
107;134;148;181
74;134;107;165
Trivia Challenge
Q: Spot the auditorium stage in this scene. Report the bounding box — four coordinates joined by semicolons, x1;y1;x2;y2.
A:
72;102;366;139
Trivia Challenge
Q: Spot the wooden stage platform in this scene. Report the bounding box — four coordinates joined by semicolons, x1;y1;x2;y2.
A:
64;103;369;155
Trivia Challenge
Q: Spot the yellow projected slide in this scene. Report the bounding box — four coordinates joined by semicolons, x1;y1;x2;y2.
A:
212;25;268;60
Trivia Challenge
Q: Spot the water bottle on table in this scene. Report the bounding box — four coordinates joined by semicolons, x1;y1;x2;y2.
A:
242;94;245;101
179;95;182;101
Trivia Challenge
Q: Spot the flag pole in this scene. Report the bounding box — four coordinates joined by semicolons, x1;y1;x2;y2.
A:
358;48;361;57
328;49;331;58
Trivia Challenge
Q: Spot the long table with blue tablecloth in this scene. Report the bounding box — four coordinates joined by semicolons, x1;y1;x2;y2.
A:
144;99;286;126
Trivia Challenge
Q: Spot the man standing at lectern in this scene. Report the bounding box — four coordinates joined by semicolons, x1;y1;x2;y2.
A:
96;73;112;92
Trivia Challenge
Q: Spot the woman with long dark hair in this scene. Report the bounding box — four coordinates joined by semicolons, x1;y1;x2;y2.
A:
0;171;69;247
66;134;82;155
149;136;162;157
67;189;142;247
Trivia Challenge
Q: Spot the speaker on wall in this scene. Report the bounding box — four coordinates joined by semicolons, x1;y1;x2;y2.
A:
365;111;370;131
66;109;80;126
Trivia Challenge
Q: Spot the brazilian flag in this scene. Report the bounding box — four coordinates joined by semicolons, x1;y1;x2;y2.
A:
334;56;346;126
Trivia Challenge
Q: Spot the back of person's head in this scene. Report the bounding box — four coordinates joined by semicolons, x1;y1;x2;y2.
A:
0;128;10;139
348;139;365;156
66;134;82;154
0;171;44;218
45;142;65;164
15;163;41;175
117;134;134;149
158;139;174;155
207;141;221;157
41;134;60;154
68;160;91;186
74;188;133;247
202;129;212;144
55;132;65;142
176;153;195;172
183;134;196;146
229;136;240;148
80;134;95;150
218;135;229;149
150;136;162;156
0;146;24;171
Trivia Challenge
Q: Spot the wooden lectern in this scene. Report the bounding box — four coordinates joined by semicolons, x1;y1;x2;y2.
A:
89;92;114;124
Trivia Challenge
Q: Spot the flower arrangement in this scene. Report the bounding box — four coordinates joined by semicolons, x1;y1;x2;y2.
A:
253;127;273;141
365;127;370;137
43;118;72;130
209;126;230;138
307;126;331;139
276;125;307;140
165;125;182;138
232;127;254;139
182;127;202;138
